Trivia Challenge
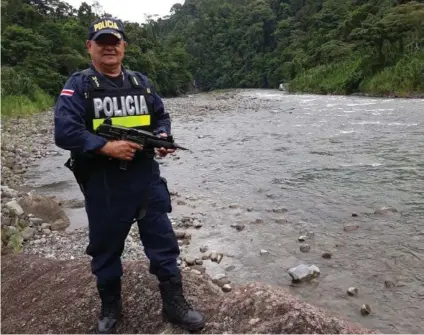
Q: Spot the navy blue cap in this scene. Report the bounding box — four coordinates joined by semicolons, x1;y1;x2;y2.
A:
88;18;126;41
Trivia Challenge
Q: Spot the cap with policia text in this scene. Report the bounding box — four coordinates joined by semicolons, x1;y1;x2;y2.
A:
88;18;126;41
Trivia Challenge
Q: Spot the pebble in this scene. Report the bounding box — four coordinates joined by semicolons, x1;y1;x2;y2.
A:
298;235;307;242
322;252;332;259
5;200;24;216
216;253;224;264
191;269;202;275
42;228;51;235
193;220;203;228
384;280;395;288
272;208;287;213
174;230;186;239
222;284;232;292
199;246;208;253
21;227;36;240
249;318;260;325
343;225;359;232
29;217;44;225
260;249;269;255
300;244;310;253
347;287;358;296
361;304;371;316
231;223;245;231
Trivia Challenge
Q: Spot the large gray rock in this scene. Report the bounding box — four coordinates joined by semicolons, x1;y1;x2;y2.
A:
21;227;36;240
1;186;19;199
288;264;320;282
18;193;70;230
5;200;24;216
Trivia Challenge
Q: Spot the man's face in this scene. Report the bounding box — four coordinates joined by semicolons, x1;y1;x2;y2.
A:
86;34;126;67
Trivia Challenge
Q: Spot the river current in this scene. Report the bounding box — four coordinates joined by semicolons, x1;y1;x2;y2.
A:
24;89;424;333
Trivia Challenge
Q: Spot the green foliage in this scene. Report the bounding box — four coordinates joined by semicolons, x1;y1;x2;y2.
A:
1;90;54;118
154;0;423;96
1;0;194;118
360;53;424;96
1;0;423;119
288;57;365;94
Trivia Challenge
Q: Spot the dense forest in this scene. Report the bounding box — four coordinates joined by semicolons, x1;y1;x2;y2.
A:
1;0;423;117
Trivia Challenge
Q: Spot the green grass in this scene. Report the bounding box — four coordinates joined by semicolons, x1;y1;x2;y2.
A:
287;53;424;97
359;53;424;97
287;58;364;95
1;89;53;118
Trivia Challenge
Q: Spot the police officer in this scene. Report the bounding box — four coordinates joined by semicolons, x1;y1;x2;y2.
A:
54;17;205;334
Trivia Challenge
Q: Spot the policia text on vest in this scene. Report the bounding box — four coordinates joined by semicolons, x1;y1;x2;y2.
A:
90;91;151;131
93;94;148;119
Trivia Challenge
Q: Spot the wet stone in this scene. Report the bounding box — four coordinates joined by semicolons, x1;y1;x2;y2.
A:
184;257;196;266
288;264;320;282
300;244;310;253
343;225;359;232
322;252;332;259
361;304;371;316
222;284;232;292
347;287;358;296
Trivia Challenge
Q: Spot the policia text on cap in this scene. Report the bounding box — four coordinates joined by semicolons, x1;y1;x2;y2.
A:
54;17;205;334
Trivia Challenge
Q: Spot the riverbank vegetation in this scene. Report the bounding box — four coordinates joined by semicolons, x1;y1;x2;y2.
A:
1;0;423;117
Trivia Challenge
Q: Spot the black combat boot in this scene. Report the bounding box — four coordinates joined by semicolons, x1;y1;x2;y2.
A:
96;279;123;334
159;274;205;332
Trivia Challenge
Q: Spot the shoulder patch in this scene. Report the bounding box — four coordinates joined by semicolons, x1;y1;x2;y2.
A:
60;89;74;96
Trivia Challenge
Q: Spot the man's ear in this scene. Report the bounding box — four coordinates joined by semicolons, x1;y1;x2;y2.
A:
86;40;93;54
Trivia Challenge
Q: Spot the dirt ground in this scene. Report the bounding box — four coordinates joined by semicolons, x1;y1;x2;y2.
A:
1;254;376;334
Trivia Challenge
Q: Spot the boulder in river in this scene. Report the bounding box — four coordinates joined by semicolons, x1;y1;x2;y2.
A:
288;264;320;282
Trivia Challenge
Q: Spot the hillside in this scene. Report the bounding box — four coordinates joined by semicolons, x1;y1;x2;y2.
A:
1;0;423;118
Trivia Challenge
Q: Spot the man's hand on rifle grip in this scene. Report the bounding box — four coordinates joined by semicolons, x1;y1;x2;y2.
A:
97;140;143;161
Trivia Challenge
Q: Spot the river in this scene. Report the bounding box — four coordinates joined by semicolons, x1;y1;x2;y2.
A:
24;89;424;333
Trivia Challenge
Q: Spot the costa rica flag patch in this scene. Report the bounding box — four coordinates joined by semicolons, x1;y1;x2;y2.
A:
60;89;74;96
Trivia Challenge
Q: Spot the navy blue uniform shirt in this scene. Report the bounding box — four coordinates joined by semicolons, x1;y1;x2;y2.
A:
54;64;171;154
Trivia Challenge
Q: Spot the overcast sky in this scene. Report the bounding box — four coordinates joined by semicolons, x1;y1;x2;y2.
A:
65;0;184;23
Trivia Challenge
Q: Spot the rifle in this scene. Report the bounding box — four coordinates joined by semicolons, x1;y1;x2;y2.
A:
95;120;189;170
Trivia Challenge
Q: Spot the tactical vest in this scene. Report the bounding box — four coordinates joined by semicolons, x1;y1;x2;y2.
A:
81;68;156;133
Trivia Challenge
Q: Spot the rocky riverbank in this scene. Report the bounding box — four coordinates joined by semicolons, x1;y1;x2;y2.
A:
1;110;71;254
